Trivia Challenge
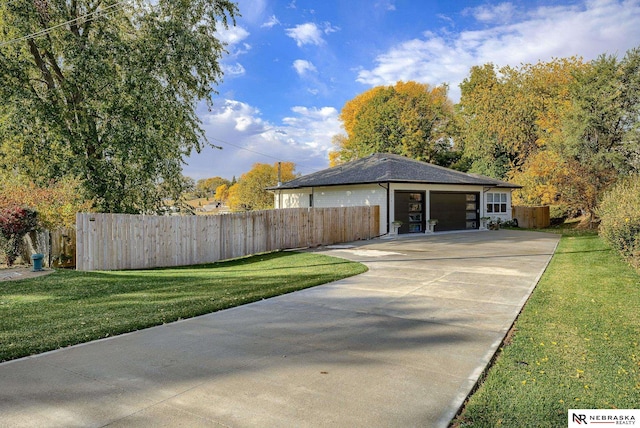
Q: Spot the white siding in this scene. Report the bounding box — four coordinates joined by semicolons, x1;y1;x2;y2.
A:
482;187;513;222
314;184;387;236
274;185;387;235
274;189;312;209
313;184;385;206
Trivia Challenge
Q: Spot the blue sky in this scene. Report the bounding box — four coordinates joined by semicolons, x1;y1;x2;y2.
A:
184;0;640;181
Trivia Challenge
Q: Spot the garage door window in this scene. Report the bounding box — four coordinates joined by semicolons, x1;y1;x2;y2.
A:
486;193;507;213
394;191;425;234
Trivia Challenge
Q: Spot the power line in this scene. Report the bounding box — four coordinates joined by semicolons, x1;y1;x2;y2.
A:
207;135;284;162
206;135;325;173
0;0;130;48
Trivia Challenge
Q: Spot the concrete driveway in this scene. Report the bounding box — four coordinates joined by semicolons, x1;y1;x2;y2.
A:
0;230;559;427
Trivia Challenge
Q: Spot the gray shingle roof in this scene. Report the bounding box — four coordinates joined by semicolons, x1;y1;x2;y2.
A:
270;153;520;190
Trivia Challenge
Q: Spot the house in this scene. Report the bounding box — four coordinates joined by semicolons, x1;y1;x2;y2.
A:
269;153;520;235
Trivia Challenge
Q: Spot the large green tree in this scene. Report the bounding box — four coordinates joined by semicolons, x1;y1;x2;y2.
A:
457;58;584;179
458;48;640;220
0;0;238;213
550;48;640;219
330;81;456;167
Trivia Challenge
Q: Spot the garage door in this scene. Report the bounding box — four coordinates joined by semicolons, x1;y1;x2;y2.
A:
430;192;479;232
394;191;426;234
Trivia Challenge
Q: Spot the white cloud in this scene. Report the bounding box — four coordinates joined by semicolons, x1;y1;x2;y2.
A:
437;13;454;25
292;59;317;76
222;63;246;77
286;22;325;47
204;100;268;134
289;106;338;119
375;0;396;12
465;2;516;24
322;22;340;35
357;0;640;101
285;22;339;47
185;101;340;179
281;106;341;153
216;24;250;46
235;0;268;25
216;25;250;79
261;15;280;29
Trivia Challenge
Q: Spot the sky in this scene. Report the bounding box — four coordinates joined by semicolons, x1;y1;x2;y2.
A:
183;0;640;181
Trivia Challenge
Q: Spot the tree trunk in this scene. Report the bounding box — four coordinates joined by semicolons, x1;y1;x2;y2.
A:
21;230;51;267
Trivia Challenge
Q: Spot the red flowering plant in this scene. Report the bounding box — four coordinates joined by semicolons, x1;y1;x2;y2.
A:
0;206;38;266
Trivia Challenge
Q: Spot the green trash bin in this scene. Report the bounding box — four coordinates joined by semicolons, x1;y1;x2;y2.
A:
31;253;44;272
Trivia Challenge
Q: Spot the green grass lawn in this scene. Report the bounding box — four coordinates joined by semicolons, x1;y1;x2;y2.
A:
454;231;640;427
0;251;367;363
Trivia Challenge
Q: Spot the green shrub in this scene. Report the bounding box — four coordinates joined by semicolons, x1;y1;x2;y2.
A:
597;175;640;269
549;204;569;224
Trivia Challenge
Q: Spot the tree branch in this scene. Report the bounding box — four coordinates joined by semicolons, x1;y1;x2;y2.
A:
27;40;55;91
42;48;65;84
69;0;81;37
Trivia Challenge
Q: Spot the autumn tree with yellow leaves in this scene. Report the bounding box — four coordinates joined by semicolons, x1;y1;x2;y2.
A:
227;162;298;211
330;81;458;167
457;57;585;180
332;47;639;223
195;177;231;198
458;48;640;220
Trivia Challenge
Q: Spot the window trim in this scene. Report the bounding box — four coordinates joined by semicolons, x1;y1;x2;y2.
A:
486;192;508;214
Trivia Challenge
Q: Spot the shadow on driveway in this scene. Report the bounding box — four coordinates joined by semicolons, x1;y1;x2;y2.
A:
0;229;560;427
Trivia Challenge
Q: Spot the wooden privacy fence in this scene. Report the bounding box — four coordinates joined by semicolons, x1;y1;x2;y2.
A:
21;228;76;268
76;206;380;271
512;205;550;229
51;227;76;268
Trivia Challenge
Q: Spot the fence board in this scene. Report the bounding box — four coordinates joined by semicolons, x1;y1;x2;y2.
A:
76;206;380;271
45;228;73;268
512;206;551;229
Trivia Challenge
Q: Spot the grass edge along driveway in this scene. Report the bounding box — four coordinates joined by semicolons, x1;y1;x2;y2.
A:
453;231;640;427
0;251;367;363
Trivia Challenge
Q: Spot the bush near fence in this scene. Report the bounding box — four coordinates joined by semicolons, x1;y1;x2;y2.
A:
598;175;640;270
76;206;380;271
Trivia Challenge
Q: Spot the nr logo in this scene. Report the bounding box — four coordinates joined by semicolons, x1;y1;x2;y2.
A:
573;413;588;424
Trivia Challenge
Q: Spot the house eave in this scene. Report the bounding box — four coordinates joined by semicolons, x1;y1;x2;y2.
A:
268;179;521;191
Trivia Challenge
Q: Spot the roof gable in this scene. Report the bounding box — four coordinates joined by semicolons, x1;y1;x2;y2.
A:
271;153;520;190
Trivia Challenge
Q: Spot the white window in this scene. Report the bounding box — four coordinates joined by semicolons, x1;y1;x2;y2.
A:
486;193;507;213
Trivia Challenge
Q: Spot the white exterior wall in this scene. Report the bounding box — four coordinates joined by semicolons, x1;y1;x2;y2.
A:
313;184;387;235
273;183;514;236
274;188;312;209
274;184;387;235
482;187;514;222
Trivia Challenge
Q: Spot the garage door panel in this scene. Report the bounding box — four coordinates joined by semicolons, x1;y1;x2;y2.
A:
430;192;478;232
394;192;425;234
